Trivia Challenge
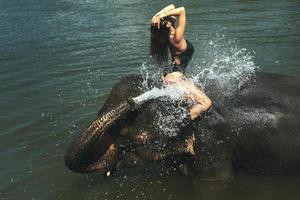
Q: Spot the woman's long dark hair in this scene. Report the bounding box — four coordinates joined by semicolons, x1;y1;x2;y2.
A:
150;22;170;65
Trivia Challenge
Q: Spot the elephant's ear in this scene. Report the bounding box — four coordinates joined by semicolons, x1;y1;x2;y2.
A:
98;74;145;116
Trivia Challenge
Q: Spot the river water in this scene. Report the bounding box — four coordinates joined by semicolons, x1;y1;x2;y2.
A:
1;0;300;199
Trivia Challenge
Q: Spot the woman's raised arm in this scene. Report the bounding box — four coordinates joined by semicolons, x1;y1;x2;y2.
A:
151;4;176;21
156;7;186;43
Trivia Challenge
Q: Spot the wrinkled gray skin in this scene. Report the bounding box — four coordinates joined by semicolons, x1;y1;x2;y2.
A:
65;72;300;180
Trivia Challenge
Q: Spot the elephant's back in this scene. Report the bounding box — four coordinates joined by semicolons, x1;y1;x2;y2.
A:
227;73;300;174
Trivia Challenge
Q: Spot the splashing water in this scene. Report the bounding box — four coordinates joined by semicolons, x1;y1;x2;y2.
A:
132;86;187;106
139;62;161;91
138;34;259;137
190;34;259;96
132;85;190;137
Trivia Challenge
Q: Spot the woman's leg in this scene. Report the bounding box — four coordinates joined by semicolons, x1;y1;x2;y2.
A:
180;80;212;120
163;72;212;120
190;104;209;120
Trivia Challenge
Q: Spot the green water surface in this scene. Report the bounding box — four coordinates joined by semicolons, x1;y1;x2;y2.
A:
0;0;300;199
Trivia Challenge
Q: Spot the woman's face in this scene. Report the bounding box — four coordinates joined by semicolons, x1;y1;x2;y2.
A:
166;21;173;28
161;20;173;29
164;16;176;28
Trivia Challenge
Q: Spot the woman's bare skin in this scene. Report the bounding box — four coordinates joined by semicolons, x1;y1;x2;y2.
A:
152;5;212;120
163;72;212;120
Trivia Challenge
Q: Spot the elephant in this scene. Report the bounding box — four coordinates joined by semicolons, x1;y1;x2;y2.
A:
64;72;300;180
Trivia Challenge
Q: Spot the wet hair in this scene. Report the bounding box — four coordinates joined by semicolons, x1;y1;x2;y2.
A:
164;16;176;27
150;16;176;65
150;16;177;65
150;22;170;65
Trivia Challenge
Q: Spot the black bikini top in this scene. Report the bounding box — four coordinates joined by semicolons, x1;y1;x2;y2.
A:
170;39;194;68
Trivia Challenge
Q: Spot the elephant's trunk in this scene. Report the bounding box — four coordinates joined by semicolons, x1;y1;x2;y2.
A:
64;99;135;173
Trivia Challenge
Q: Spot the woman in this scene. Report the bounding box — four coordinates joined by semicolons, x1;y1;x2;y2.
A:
150;4;212;120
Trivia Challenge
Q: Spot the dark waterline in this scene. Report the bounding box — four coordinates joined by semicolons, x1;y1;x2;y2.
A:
1;0;300;199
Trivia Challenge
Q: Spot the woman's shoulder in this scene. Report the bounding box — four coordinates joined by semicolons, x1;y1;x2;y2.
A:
170;38;187;52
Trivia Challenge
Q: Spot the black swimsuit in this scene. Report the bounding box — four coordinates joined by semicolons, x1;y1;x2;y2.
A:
163;39;194;77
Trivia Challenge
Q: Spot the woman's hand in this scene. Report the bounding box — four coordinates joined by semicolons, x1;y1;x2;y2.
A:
152;4;175;21
151;15;161;29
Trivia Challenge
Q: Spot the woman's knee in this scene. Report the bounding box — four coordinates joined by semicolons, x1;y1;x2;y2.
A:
205;97;212;110
164;72;184;83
